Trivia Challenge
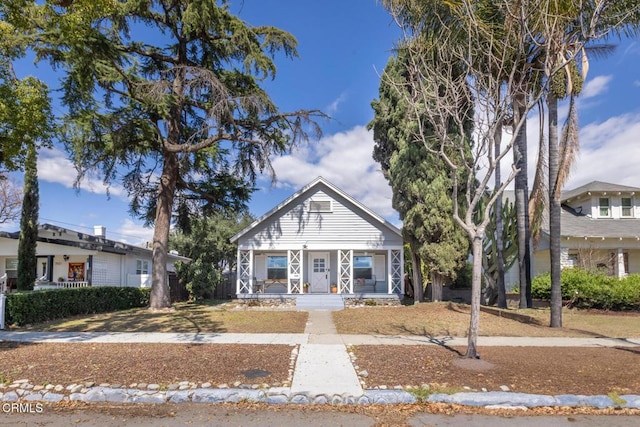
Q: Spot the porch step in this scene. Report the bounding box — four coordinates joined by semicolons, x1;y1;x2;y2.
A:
295;294;345;311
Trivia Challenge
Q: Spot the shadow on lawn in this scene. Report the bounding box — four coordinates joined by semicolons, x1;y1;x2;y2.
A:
19;306;228;334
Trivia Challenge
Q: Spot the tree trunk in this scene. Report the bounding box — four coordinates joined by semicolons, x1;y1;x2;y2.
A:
430;271;443;302
514;96;532;308
494;123;507;309
548;93;563;328
150;151;179;309
466;235;483;359
411;244;423;304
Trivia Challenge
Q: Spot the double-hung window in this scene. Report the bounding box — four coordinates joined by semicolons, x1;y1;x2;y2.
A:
599;197;610;217
136;259;150;275
621;197;633;218
267;256;287;280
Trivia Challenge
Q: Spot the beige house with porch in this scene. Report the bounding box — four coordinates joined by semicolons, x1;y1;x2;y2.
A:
507;181;640;289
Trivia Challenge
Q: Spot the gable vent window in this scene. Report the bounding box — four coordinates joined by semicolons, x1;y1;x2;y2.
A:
599;197;610;217
309;200;332;213
621;197;633;218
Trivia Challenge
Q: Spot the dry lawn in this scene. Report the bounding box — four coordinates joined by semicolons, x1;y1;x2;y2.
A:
333;302;640;338
15;302;308;334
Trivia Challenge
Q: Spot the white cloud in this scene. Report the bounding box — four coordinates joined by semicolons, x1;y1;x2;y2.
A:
114;219;154;246
38;147;124;197
326;92;348;116
271;125;397;219
564;113;640;189
581;75;612;99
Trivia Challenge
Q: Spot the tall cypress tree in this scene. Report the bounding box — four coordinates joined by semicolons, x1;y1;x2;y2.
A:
17;144;39;291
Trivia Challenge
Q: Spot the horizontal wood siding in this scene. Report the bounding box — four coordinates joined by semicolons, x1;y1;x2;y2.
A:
239;184;402;250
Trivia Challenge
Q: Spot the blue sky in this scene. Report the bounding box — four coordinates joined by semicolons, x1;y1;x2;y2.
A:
4;1;640;245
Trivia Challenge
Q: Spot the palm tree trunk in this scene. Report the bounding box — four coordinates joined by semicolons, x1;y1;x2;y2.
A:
548;93;563;327
514;96;532;308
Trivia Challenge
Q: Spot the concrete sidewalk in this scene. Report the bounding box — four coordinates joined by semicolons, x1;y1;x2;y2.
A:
1;331;638;347
1;314;640;408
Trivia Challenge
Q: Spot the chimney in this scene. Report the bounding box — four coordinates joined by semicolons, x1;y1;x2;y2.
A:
94;225;106;238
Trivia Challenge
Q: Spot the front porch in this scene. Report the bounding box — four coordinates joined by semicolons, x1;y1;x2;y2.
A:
235;292;404;310
236;248;404;296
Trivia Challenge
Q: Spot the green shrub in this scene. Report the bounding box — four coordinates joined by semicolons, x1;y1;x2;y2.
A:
6;287;150;326
531;268;640;310
175;259;222;301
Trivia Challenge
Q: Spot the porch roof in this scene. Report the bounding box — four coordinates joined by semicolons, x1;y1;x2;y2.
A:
230;176;402;243
0;223;190;261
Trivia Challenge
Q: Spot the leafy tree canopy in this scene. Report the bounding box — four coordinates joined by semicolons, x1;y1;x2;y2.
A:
4;0;324;307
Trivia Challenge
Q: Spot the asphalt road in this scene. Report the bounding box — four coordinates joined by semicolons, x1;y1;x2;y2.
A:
0;404;638;427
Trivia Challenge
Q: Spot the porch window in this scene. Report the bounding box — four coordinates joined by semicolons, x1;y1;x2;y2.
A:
621;197;633;217
354;255;373;279
599;197;610;217
267;256;287;280
136;259;150;275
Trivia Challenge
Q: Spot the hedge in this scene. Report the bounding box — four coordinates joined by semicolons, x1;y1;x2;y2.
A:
532;268;640;310
5;287;151;326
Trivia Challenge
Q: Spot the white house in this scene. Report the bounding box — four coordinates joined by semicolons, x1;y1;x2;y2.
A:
231;177;405;297
534;181;640;278
0;223;189;291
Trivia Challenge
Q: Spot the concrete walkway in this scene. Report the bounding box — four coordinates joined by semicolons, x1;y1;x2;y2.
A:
291;311;363;396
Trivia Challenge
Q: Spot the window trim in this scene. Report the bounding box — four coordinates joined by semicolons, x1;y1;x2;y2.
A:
598;197;610;218
136;259;150;275
309;200;332;213
353;255;373;280
621;197;634;218
266;255;288;280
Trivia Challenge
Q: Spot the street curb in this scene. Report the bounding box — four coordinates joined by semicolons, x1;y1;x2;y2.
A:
3;387;639;408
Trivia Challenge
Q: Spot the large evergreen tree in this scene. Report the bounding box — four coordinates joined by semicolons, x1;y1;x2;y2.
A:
8;1;324;308
370;53;469;302
16;144;39;291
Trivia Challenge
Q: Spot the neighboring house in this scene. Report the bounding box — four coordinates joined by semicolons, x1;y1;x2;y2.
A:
507;181;640;289
0;223;189;291
231;177;405;296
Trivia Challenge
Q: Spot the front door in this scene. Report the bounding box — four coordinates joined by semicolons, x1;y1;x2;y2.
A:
309;252;329;293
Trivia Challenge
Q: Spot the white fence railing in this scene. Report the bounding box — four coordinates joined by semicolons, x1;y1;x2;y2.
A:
34;281;89;291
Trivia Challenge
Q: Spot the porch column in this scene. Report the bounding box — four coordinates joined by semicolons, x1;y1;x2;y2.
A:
387;249;392;294
390;249;402;294
288;249;302;294
616;248;625;278
338;250;353;293
237;249;253;294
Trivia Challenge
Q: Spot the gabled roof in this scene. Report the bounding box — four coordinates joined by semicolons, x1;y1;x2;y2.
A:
561;181;640;202
231;176;402;242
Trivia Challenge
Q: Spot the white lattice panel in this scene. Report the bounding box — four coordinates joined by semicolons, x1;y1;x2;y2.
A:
391;249;402;293
92;253;121;286
238;250;251;293
288;249;302;293
339;249;352;293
